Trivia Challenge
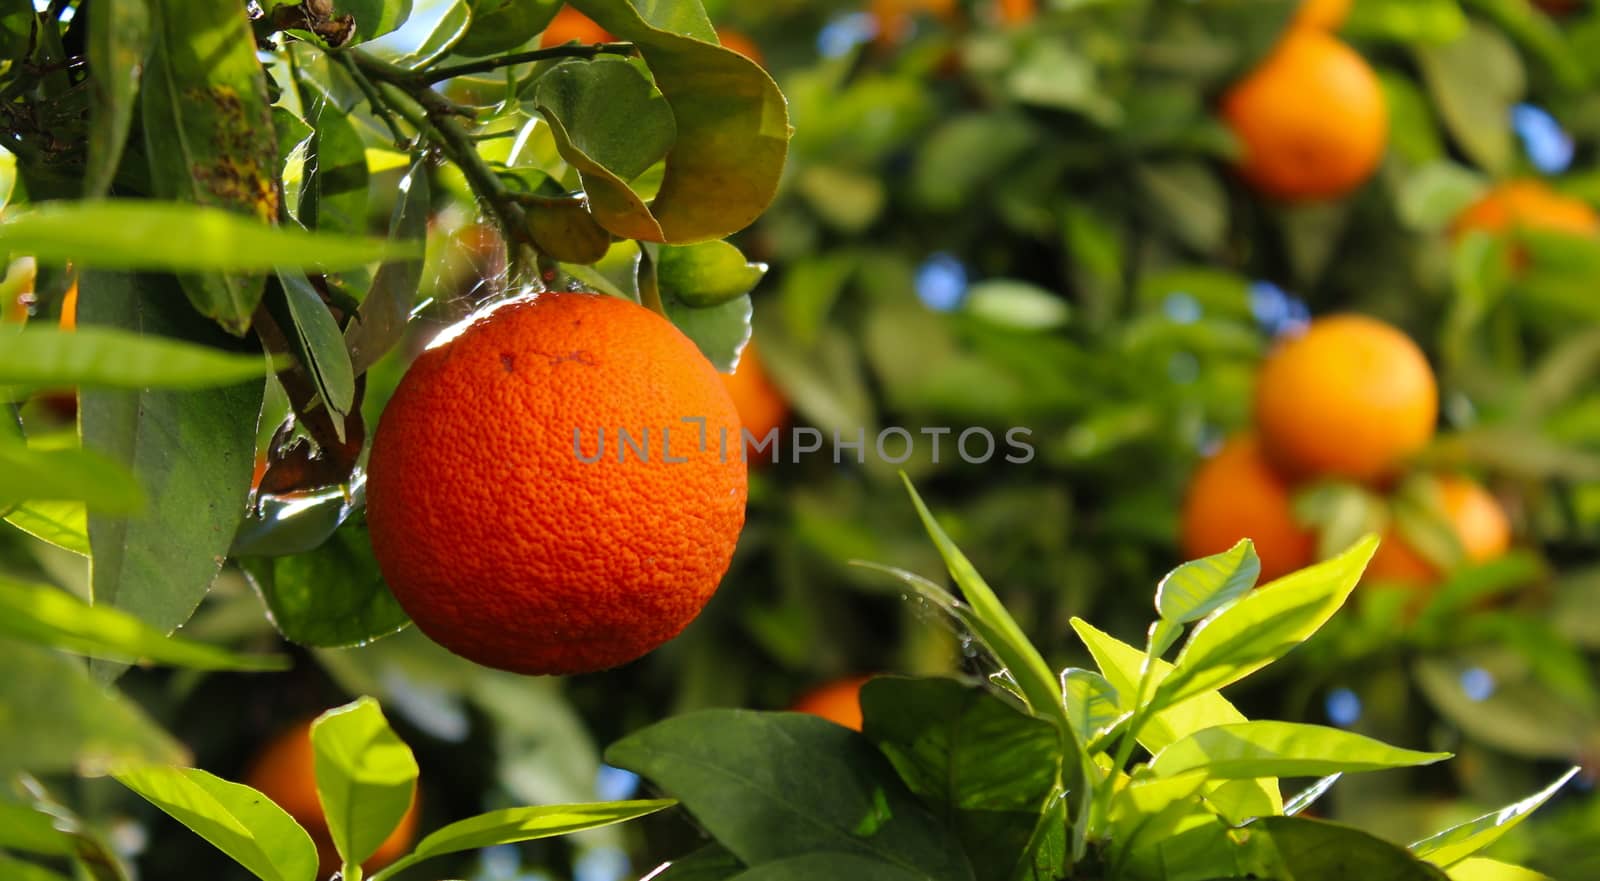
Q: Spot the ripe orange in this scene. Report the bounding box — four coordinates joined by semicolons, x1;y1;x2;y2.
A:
1367;476;1511;588
1220;30;1388;200
1255;315;1437;483
244;719;419;876
792;675;874;731
721;340;788;459
539;6;612;48
1452;180;1599;239
1292;0;1351;31
717;27;763;65
1180;434;1315;583
366;292;748;675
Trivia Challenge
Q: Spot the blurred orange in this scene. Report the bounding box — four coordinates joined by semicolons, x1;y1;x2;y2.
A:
996;0;1035;25
1367;477;1511;588
721;340;788;463
539;6;612;48
871;0;958;45
1221;29;1388;200
1180;434;1315;583
1452;179;1599;239
791;675;873;731
59;280;77;331
717;27;763;65
245;719;420;876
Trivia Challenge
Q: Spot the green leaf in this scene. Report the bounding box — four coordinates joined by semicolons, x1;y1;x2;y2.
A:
3;499;87;556
0;800;77;856
0;325;274;390
527;196;614;265
1346;0;1467;44
963;281;1071;332
79;271;263;641
1060;668;1123;744
1255;817;1450;880
0;441;144;514
0;201;420;272
1150;722;1450;780
299;95;371;238
310;698;420;871
346;160;428;374
1134;162;1227;254
859;676;1060;881
1070;618;1282;821
1447;858;1556;881
115;766;319;881
85;0;151;197
1415;22;1523;175
343;0;413;42
370;800;674;881
243;523;411;649
658;241;767;308
1410;768;1580;868
643;845;746;881
1158;535;1378;706
1283;774;1341;817
1156;539;1261;625
363;0;470;67
0;575;287;671
0;854;72;881
141;0;279;334
726;854;933;881
453;0;558;56
534;58;675;242
274;269;356;426
1106;770;1210;869
569;0;790;242
0;641;186;777
663;290;752;373
605;710;976;881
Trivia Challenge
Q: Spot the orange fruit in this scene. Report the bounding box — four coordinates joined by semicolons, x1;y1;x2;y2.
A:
996;0;1035;25
1452;180;1599;239
1255;315;1437;483
1292;0;1351;31
245;719;420;876
59;280;77;331
792;675;874;731
1367;476;1511;588
539;6;612;48
1180;434;1315;583
721;340;788;459
1221;30;1388;200
717;27;763;65
366;292;748;675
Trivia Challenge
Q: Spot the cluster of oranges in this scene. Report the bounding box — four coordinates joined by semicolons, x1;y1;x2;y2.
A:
1180;314;1510;600
1220;0;1387;201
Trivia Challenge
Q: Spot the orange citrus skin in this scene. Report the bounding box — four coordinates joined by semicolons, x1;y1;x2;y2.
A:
1221;30;1388;200
1180;434;1316;583
1255;315;1438;483
540;6;612;48
717;28;763;65
245;720;420;876
792;676;874;731
1292;0;1351;31
1453;180;1600;239
721;340;788;459
366;292;748;676
1367;477;1511;588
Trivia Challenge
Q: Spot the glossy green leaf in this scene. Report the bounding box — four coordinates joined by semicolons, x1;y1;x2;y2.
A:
369;0;470;67
1255;817;1450;880
0;641;187;776
299;96;370;238
311;698;419;871
0;441;144;514
1070;618;1282;821
343;0;413;42
658;241;767;308
274;269;356;426
1447;858;1556;881
0;575;286;671
85;0;151;197
79;271;263;641
0;325;274;390
243;524;410;649
605;710;976;881
0;201;419;272
1150;722;1450;780
346;160;428;373
570;0;790;243
1283;774;1341;817
1410;768;1580;868
1415;22;1523;175
534;59;675;241
453;0;558;56
141;0;279;334
860;676;1060;881
663;290;752;373
1158;535;1378;706
370;800;674;881
1156;539;1260;625
115;766;318;881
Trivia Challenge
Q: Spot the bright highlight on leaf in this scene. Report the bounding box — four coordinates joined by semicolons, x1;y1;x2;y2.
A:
310;699;420;873
1148;721;1450;780
115;766;320;881
1410;767;1581;868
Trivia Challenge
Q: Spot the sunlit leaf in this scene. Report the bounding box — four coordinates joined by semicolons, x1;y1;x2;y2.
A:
1410;768;1581;869
115;766;318;881
1155;539;1260;625
311;698;419;871
0;325;274;390
1149;722;1450;780
85;0;150;197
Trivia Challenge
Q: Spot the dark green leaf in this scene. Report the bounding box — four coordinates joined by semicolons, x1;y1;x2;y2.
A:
342;0;413;42
642;845;745;881
0;201;420;272
605;710;976;881
453;0;558;56
1253;817;1451;880
79;271;263;640
311;698;419;871
0;325;274;390
141;0;280;334
115;766;318;881
727;854;933;881
0;441;144;514
86;0;151;197
243;523;410;649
